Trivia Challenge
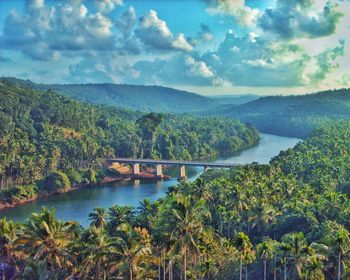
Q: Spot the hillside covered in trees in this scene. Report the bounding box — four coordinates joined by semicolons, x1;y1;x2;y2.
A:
204;88;350;138
2;77;222;114
1;120;350;279
0;78;258;205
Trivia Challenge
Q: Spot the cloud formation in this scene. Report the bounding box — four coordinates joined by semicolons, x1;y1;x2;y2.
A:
259;0;343;39
135;10;193;52
205;0;260;27
0;0;349;92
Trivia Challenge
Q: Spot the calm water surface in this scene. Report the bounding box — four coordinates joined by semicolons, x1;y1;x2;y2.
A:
0;133;300;226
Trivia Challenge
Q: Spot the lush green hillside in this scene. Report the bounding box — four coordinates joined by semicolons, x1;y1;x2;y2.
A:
0;78;258;203
205;88;350;138
2;121;350;279
209;94;261;105
1;77;220;113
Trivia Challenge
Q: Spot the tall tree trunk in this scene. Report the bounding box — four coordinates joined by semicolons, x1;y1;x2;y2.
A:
163;250;166;280
184;249;187;280
240;256;243;280
264;260;267;280
245;266;248;280
284;262;287;280
274;254;277;280
130;264;133;280
338;252;341;280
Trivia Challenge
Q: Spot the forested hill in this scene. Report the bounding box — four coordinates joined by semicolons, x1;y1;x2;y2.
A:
1;77;218;113
204;88;350;138
0;78;258;192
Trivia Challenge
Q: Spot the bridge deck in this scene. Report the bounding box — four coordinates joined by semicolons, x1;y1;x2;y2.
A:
107;157;241;168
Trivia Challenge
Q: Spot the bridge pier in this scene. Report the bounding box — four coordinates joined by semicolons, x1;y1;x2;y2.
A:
178;165;186;180
132;163;140;175
155;164;163;178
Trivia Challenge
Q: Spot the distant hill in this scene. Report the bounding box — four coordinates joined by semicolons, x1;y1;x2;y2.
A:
204;88;350;138
41;83;219;114
209;94;261;105
1;77;260;114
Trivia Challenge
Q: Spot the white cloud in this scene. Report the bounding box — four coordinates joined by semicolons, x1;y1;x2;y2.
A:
185;56;214;78
135;10;193;52
94;0;123;13
172;34;193;51
206;0;260;27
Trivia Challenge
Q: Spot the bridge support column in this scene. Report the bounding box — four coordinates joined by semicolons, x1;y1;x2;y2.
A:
155;164;163;178
178;165;186;180
132;163;140;175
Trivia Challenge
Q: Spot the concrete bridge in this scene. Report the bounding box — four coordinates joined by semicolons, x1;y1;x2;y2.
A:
107;157;242;179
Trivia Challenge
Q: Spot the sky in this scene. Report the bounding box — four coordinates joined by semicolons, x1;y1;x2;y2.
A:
0;0;349;96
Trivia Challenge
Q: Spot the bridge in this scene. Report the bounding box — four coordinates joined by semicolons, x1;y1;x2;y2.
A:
107;157;242;179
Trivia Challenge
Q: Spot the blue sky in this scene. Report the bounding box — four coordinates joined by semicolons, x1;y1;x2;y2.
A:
0;0;349;95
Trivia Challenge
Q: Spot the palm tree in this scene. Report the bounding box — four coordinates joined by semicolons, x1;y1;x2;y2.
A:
157;193;212;280
278;241;292;280
107;205;134;233
257;238;275;280
0;218;23;276
20;208;75;276
301;244;327;280
115;223;155;280
334;228;350;280
234;232;255;280
89;207;107;228
78;226;120;280
281;232;308;279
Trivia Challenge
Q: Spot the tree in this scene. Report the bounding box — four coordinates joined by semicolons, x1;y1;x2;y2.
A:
0;218;23;274
257;238;275;280
156;193;212;280
89;208;108;228
234;232;255;280
20;208;75;276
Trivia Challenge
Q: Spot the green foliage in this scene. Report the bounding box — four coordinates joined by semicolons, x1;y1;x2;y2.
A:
0;184;38;204
66;168;82;185
205;88;350;138
0;78;258;203
41;171;71;192
3;119;350;280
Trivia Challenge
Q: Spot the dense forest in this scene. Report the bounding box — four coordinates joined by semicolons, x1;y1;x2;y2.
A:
0;78;258;205
1;120;350;279
204;88;350;138
2;77;219;114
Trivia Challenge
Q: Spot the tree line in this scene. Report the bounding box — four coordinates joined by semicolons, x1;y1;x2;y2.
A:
1;120;350;279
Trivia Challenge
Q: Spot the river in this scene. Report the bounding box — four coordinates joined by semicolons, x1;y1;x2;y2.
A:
0;133;300;226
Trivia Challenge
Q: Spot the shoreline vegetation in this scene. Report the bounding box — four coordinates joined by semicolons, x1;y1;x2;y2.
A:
0;78;259;211
0;164;174;211
1;121;350;279
0;140;259;211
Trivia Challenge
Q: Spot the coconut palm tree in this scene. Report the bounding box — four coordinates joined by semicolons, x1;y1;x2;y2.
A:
257;238;275;280
88;207;107;228
78;226;120;280
20;208;75;277
115;223;155;280
0;218;23;276
234;232;255;280
157;193;212;280
107;205;134;233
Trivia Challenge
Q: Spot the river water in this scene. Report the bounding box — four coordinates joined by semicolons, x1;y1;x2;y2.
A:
0;133;300;226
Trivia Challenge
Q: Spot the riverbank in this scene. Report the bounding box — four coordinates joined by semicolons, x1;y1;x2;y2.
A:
0;133;301;224
0;168;173;210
